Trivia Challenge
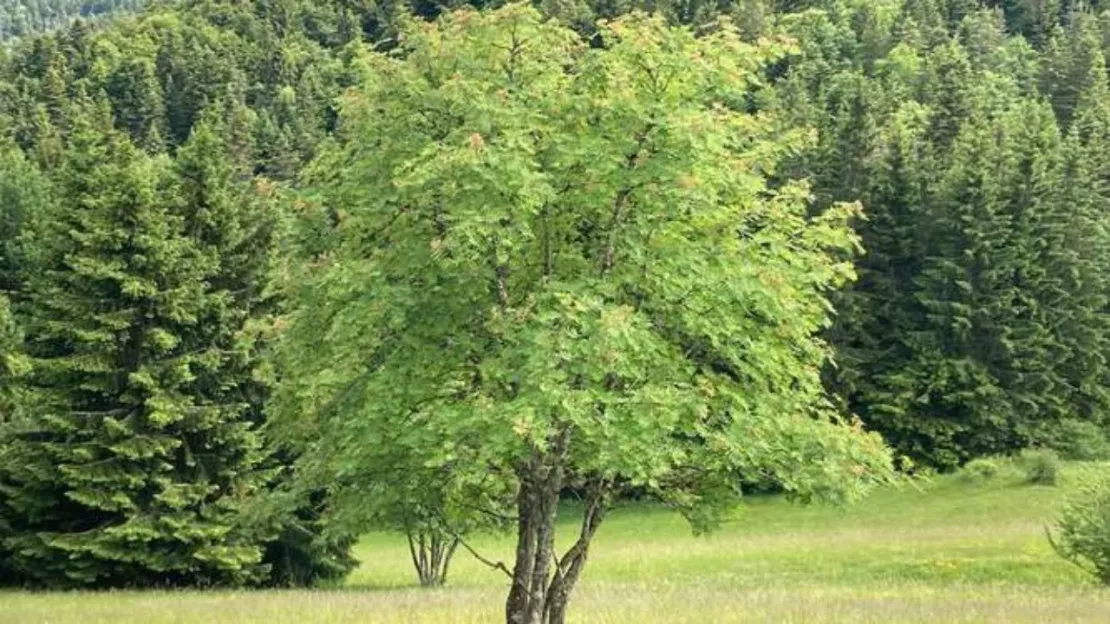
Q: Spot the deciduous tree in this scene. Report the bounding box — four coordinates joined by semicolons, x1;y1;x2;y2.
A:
274;6;895;622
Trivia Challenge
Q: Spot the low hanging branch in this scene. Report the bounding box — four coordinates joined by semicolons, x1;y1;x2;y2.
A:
454;532;515;580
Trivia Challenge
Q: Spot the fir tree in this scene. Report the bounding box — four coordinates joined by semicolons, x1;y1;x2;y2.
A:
0;101;269;588
1041;10;1104;128
0;137;53;295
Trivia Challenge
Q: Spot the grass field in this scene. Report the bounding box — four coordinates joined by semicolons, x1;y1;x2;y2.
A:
4;464;1110;623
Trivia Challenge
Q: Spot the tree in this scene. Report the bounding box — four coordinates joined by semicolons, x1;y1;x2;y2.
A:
106;57;167;151
174;114;358;588
0;139;45;584
0;137;54;295
0;292;30;585
0;294;27;422
1041;10;1105;128
0;101;269;588
274;6;894;623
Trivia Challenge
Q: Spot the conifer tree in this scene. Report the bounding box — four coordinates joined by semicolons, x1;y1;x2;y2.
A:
173;112;356;587
106;57;167;152
0;293;29;585
1049;44;1110;434
0;138;42;585
1041;10;1104;128
828;101;935;458
0;138;53;294
0;101;269;588
881;92;1019;466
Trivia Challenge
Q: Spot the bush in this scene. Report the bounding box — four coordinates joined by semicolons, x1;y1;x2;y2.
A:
1018;448;1060;486
1049;467;1110;584
960;458;1003;482
1046;421;1110;461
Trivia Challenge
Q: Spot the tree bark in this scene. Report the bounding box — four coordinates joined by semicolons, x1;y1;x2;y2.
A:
506;431;571;624
504;443;608;624
506;472;538;622
544;483;607;624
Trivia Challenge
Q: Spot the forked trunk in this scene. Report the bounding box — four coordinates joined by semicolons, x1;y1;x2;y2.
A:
505;459;608;624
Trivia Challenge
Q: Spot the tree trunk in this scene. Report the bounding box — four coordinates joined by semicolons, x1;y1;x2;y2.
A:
506;450;564;623
543;484;606;624
504;447;608;624
407;529;459;587
506;471;538;622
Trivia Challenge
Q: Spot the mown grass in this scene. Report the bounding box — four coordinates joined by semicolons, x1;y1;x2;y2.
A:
4;463;1110;623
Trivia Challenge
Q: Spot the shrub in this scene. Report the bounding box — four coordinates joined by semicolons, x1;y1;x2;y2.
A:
1046;421;1110;461
1019;449;1060;486
1049;467;1110;584
960;458;1003;482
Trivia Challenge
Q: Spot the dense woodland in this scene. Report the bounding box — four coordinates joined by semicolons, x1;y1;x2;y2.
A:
0;1;144;42
3;0;1110;620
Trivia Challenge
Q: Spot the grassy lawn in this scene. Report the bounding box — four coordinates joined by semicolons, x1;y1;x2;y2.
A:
4;464;1110;622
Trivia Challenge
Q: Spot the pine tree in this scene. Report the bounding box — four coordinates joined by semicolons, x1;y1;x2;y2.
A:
922;40;974;150
0;101;269;588
900;97;1018;467
106;57;167;152
829;101;936;462
1047;45;1110;437
992;98;1071;444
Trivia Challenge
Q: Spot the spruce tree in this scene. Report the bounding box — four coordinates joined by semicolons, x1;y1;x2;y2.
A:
884;92;1018;467
0;138;42;585
0;137;53;294
1041;10;1104;128
173;112;356;587
1049;45;1110;435
992;98;1071;444
830;101;937;463
0;293;29;585
0;100;269;588
106;57;167;152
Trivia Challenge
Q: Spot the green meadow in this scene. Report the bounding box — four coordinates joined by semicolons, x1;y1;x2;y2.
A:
4;464;1110;623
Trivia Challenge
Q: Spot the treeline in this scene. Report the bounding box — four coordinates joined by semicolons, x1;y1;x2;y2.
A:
779;0;1110;468
0;0;1109;589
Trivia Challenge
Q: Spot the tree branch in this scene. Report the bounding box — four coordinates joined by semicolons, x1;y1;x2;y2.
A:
454;532;514;580
601;124;657;277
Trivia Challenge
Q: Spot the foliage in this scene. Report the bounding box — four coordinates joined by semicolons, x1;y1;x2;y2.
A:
1019;448;1061;486
0;103;273;588
4;0;1110;596
247;484;359;588
777;1;1110;470
0;0;369;588
0;0;143;42
1049;465;1110;584
960;457;1003;482
1044;421;1110;462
